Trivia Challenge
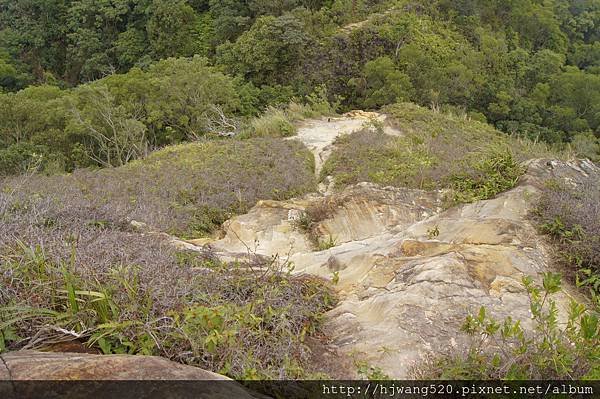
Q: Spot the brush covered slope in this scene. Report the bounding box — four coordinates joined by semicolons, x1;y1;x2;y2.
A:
0;137;338;380
2;105;599;381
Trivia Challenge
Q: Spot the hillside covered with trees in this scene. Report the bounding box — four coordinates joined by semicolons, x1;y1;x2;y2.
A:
1;0;599;175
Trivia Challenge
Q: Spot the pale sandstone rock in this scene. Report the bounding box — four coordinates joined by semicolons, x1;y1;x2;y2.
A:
192;158;598;379
0;351;228;380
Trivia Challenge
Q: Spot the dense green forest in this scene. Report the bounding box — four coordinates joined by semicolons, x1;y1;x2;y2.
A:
1;0;599;175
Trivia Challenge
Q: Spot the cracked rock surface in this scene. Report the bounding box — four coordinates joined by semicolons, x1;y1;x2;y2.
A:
195;158;599;378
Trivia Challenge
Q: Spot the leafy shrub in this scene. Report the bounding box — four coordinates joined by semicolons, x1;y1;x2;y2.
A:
0;242;336;379
0;58;254;173
0;85;75;173
317;235;337;251
216;14;310;86
446;150;524;206
570;131;600;162
247;106;297;138
348;56;414;109
2;0;599;167
355;360;390;380
0;143;51;176
322;103;560;203
416;274;599;379
534;178;600;298
242;86;338;139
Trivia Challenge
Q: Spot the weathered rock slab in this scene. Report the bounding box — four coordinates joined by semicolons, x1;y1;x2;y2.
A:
182;158;600;379
0;351;259;399
0;351;228;380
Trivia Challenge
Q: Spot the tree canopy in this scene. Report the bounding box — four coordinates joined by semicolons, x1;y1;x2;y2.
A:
1;0;599;175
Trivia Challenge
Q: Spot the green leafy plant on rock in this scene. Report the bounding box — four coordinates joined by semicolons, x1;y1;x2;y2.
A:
445;150;524;207
355;360;390;380
419;273;599;379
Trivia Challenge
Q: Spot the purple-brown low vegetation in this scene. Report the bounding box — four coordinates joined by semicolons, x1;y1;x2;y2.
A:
535;177;600;297
0;137;335;379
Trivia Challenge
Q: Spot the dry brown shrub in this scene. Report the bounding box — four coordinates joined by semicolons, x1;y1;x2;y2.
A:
0;138;334;379
534;177;600;292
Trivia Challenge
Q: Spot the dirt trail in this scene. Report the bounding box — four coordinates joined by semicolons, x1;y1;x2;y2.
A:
340;8;397;33
289;111;401;178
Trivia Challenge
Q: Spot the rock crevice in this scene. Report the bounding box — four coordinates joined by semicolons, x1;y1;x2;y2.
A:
192;156;599;378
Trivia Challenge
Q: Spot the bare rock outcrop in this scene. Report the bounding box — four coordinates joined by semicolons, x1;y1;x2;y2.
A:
0;351;257;399
0;350;229;380
194;158;599;378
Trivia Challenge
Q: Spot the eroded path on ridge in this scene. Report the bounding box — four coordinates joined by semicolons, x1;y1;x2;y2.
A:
173;112;598;379
289;111;402;177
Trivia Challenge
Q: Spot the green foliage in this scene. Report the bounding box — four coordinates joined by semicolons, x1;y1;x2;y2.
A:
317;234;337;251
0;85;75;172
322;103;553;199
207;0;252;43
427;225;440;240
246;107;297;138
355;360;390;380
331;271;340;285
423;274;599;379
446;150;524;206
0;49;28;91
2;1;599;177
320;129;433;189
217;14;310;86
0;143;49;177
68;85;149;168
0;57;252;173
241;86;337;139
147;0;199;59
534;177;600;299
349;56;414;109
570;131;600;162
64;0;138;81
0;244;336;379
